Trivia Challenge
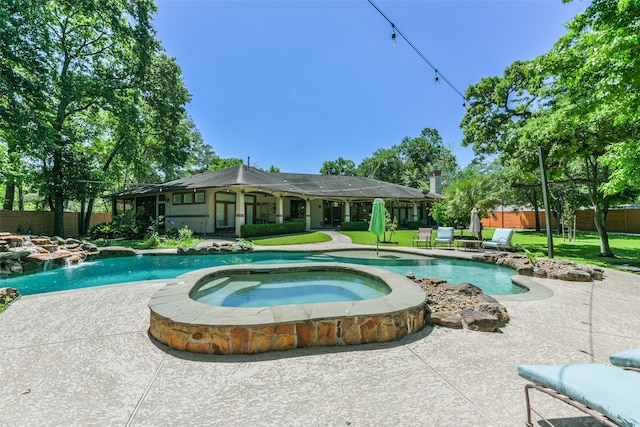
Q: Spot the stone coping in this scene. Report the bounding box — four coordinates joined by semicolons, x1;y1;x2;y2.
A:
149;262;426;327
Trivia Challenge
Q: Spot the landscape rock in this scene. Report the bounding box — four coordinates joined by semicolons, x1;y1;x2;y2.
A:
427;311;462;329
459;309;500;332
458;282;483;296
477;302;510;326
557;269;592;282
0;287;20;305
94;246;137;258
473;252;604;282
415;276;509;333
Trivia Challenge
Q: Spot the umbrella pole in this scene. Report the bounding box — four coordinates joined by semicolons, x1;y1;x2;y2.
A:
376;237;379;255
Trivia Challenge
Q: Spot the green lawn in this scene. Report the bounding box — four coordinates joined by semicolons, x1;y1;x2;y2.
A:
510;229;640;269
343;228;640;270
250;231;332;246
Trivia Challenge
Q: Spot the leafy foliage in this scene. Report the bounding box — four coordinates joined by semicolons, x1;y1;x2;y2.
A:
320;157;357;176
240;222;306;238
459;0;640;256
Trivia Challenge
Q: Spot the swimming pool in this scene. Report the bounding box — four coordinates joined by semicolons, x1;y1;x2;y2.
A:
192;269;392;307
150;262;427;354
1;250;526;296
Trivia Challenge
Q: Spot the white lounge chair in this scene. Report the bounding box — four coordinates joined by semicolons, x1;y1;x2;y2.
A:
481;228;514;251
434;227;454;249
610;348;640;372
518;363;640;427
412;228;432;248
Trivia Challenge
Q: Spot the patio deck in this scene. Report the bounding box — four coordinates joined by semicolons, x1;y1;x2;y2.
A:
1;232;638;426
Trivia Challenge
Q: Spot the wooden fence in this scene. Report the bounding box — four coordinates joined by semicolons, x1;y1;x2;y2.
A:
481;208;640;233
0;210;112;237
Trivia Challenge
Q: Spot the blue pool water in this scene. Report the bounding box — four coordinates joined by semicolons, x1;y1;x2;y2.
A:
193;271;391;307
1;251;526;296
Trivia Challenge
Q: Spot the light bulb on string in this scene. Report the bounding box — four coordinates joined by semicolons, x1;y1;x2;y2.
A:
435;70;440;86
391;24;396;46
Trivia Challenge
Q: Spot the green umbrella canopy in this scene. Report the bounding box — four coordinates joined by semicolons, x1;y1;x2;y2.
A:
369;198;386;237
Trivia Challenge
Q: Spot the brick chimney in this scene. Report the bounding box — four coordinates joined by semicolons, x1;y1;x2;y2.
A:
429;170;442;195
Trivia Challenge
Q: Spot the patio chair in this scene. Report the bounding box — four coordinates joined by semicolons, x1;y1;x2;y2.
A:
518;363;640;427
433;227;454;249
610;348;640;373
412;228;432;248
480;228;514;251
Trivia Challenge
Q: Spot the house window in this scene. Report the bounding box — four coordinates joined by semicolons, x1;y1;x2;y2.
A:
172;191;205;205
290;200;305;219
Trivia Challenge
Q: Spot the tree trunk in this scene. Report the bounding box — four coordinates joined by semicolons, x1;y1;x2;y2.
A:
532;192;541;232
52;148;65;237
554;201;562;235
79;197;86;237
594;205;614;257
53;194;65;237
18;186;24;210
82;196;96;236
3;184;15;210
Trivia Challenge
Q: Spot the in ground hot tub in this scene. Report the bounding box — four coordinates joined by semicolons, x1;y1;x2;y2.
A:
149;263;426;354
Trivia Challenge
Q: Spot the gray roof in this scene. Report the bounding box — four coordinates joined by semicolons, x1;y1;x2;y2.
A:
111;165;442;201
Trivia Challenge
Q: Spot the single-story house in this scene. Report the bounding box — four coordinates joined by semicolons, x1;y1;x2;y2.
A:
109;165;443;236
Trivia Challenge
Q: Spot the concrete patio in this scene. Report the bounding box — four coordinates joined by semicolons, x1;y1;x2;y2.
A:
1;234;639;426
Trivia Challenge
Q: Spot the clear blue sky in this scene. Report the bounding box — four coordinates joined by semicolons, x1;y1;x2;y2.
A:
153;0;589;174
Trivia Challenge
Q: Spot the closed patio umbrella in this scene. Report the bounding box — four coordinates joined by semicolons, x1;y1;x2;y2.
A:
470;207;481;238
369;198;386;255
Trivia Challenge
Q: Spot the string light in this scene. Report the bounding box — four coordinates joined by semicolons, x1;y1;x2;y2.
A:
367;0;467;105
435;70;440;86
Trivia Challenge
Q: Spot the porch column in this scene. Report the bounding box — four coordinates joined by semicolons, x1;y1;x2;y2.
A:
412;203;419;222
276;196;284;224
305;199;311;231
344;201;351;223
235;190;245;237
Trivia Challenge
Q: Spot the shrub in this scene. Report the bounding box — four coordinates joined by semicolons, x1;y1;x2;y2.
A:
406;221;424;230
144;231;160;248
178;225;193;241
241;222;306;237
88;210;144;240
340;221;368;231
165;227;180;239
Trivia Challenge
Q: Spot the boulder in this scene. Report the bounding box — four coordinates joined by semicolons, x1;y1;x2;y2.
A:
0;250;31;261
557;269;592;282
435;282;460;292
0;287;20;304
477;303;509;326
95;246;137;258
459;309;500;332
427;311;462;329
458;282;483;296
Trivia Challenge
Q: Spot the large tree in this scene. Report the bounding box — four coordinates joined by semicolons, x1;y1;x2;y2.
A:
356;127;457;188
461;0;639;257
1;0;203;236
319;157;357;176
557;0;640;194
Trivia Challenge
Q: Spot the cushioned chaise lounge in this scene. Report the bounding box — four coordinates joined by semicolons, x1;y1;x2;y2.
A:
434;227;454;249
610;348;640;372
412;227;433;248
517;363;640;427
481;228;514;251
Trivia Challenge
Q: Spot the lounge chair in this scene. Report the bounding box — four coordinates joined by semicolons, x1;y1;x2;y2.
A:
412;228;432;248
433;227;454;249
610;348;640;372
481;228;514;251
517;363;640;427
